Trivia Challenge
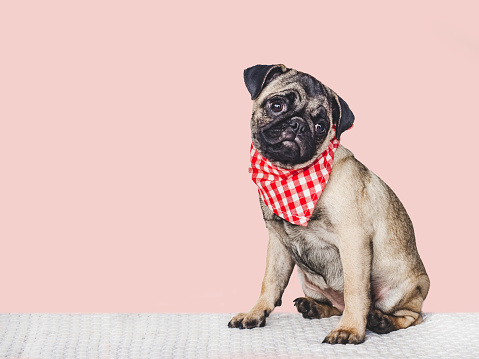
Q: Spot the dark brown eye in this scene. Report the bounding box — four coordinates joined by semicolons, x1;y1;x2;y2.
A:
270;102;284;113
315;123;326;134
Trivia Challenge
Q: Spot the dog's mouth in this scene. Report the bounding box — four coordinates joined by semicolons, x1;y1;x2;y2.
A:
261;117;305;144
275;139;301;155
261;128;297;146
259;117;311;163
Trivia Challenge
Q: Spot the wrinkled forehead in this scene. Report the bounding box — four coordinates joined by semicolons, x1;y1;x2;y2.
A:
253;70;330;110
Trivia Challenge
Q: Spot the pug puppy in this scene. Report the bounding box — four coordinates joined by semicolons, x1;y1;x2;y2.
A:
228;64;430;344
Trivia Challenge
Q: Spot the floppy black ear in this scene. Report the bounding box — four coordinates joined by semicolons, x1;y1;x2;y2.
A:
332;94;355;139
243;64;286;100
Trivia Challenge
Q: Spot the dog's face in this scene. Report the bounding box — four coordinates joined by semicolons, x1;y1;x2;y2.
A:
244;64;355;169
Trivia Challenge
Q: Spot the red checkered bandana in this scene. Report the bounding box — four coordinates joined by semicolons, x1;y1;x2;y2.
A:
249;135;340;226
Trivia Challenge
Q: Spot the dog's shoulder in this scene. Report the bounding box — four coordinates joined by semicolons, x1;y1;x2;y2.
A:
328;145;373;195
320;145;388;229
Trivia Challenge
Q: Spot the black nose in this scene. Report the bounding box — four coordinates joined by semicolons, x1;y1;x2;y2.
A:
289;118;305;134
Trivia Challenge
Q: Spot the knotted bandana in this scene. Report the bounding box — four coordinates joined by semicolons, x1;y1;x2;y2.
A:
249;134;340;226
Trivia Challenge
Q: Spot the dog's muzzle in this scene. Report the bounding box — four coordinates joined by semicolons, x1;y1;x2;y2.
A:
261;117;306;145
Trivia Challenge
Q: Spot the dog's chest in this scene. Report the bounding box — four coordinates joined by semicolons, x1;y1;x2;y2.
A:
260;198;343;288
267;219;344;290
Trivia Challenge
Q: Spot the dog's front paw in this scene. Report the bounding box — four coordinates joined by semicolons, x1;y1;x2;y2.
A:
322;327;365;345
228;310;268;329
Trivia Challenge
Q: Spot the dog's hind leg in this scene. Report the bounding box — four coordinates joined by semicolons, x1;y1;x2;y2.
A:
367;308;423;334
368;278;429;334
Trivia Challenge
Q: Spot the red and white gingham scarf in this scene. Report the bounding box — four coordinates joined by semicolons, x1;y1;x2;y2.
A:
249;135;340;226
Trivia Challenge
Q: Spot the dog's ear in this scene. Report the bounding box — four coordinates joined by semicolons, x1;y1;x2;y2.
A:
244;64;287;100
331;93;355;139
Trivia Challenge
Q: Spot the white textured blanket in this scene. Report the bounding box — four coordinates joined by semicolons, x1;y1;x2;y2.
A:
0;313;478;358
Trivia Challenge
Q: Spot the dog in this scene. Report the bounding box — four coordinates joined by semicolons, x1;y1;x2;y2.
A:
228;64;430;344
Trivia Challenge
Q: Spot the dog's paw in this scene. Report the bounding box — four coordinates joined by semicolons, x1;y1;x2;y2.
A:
293;297;317;318
322;327;365;345
293;297;341;319
228;310;268;329
367;309;394;334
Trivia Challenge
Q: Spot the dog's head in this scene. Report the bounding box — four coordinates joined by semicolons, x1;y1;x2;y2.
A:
244;64;355;169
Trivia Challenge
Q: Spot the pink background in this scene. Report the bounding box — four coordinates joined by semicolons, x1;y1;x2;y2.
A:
1;1;478;313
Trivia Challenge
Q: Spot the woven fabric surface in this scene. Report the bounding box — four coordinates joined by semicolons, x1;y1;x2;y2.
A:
0;313;478;359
